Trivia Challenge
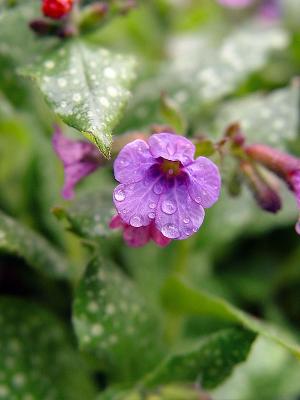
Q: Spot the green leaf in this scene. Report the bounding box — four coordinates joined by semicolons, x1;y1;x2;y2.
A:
119;23;288;131
162;276;300;358
73;257;164;382
54;190;115;240
21;40;137;158
213;337;300;400
159;93;186;133
215;81;300;149
0;211;71;279
0;1;55;64
143;328;256;389
0;297;95;400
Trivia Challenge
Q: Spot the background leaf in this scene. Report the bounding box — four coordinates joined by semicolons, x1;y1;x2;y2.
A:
21;40;137;157
0;211;71;279
162;276;300;358
73;257;164;382
0;297;95;400
143;327;256;389
54;189;115;240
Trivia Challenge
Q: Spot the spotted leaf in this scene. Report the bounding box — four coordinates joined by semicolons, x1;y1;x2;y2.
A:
215;81;300;149
53;190;115;240
0;211;71;279
0;297;95;400
73;257;164;382
119;23;288;131
21;40;137;158
162;276;300;358
143;328;256;389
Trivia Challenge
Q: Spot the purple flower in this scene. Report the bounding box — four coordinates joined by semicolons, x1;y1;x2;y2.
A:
217;0;281;21
113;133;221;240
52;126;103;199
217;0;254;9
109;214;171;248
259;0;281;21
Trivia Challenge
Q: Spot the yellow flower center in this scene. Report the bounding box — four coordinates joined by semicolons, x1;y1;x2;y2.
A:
160;160;182;177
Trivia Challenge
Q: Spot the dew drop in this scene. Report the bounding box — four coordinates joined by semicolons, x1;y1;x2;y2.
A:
114;189;125;202
161;223;180;239
183;217;190;224
119;158;129;167
183;226;193;236
130;215;143;227
148;212;155;219
161;200;177;215
153;182;164;195
149;202;156;209
195;196;202;204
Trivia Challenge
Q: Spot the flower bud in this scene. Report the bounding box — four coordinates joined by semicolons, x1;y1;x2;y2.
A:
240;160;282;213
42;0;74;20
79;2;109;32
29;19;59;36
246;144;300;178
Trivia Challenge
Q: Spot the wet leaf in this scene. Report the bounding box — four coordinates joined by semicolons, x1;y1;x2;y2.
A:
73;257;164;382
21;40;137;158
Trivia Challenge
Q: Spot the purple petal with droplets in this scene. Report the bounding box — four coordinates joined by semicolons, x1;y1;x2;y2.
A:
185;156;221;208
155;177;205;240
148;133;195;166
114;139;156;184
150;224;172;247
113;172;163;227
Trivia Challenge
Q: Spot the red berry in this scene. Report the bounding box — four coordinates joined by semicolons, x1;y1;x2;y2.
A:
42;0;74;20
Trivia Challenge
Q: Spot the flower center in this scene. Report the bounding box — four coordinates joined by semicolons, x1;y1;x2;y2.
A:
160;159;182;177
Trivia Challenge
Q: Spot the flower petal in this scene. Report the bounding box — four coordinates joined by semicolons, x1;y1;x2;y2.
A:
148;133;195;166
52;126;99;165
185;157;221;208
114;139;156;184
123;225;151;247
109;214;125;229
62;162;99;200
113;170;164;227
155;176;205;240
150;224;172;247
52;126;102;199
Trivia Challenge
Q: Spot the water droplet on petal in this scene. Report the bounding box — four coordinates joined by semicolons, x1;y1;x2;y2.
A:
148;212;155;219
130;215;143;227
119;158;129;167
149;202;156;209
195;196;202;204
114;189;125;202
183;226;193;236
161;200;177;215
153;182;164;195
183;217;190;224
161;223;180;239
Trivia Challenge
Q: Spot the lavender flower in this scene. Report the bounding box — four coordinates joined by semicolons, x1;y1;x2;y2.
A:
217;0;253;8
113;133;221;240
109;215;171;248
217;0;281;21
52;126;103;199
